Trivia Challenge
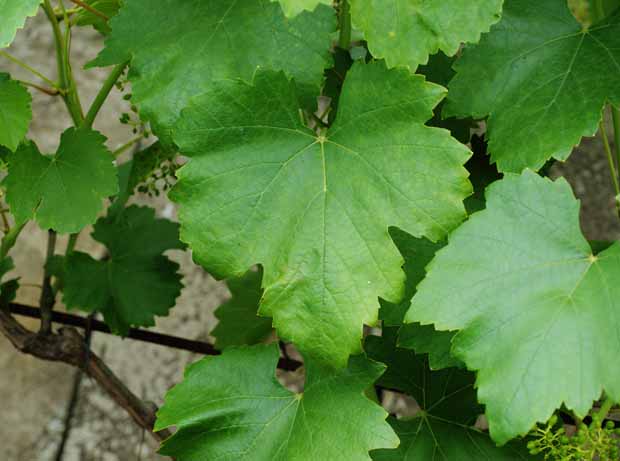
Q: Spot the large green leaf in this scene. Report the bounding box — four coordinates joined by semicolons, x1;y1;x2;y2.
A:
349;0;503;71
406;170;620;444
89;0;335;140
4;128;118;233
63;205;184;334
171;61;472;366
446;0;620;172
0;74;31;151
155;344;398;460
0;0;40;48
212;267;274;349
275;0;331;16
365;333;532;460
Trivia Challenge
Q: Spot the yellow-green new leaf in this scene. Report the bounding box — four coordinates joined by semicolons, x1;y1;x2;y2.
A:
0;0;40;48
446;0;620;172
155;344;398;460
350;0;503;70
407;171;620;444
0;74;31;151
4;128;118;233
171;61;472;366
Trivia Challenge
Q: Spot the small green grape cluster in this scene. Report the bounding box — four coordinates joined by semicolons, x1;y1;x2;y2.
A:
136;160;178;197
527;414;620;460
118;93;143;134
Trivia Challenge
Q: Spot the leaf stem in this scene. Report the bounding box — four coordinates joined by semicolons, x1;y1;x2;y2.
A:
600;120;620;218
593;396;615;426
0;50;59;88
69;0;109;20
0;222;26;260
66;232;79;255
17;79;61;96
83;61;129;128
113;133;146;157
338;0;351;49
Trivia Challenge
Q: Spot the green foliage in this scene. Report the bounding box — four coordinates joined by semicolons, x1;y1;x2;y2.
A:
4;128;118;233
212;267;273;349
155;344;398;460
4;0;620;458
446;0;620;172
171;61;471;366
0;74;31;151
407;171;620;443
73;0;120;35
63;206;184;334
89;0;336;140
0;0;39;48
349;0;503;70
365;330;532;460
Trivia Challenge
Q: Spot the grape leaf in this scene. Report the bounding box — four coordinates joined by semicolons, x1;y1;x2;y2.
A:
0;74;32;151
89;0;336;141
276;0;332;17
398;323;460;370
349;0;503;71
446;0;620;172
171;61;472;366
212;267;273;349
378;229;461;370
4;128;118;233
417;53;474;144
365;333;532;460
155;344;398;460
406;170;620;444
63;205;184;334
0;0;39;48
379;228;444;327
73;0;120;35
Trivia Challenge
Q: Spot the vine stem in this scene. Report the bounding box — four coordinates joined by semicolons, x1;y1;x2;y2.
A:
83;61;129;128
339;0;351;49
0;50;59;89
599;120;620;218
42;0;83;125
39;230;57;334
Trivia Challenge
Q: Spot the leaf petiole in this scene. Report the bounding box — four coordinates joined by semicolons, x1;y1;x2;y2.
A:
599;120;620;219
0;50;59;89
